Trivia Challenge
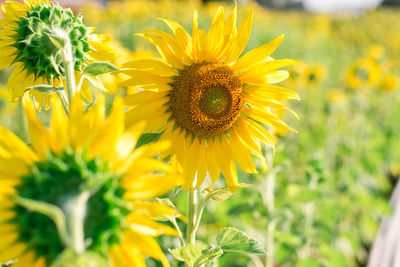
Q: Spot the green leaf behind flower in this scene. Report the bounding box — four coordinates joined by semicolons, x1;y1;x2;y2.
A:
83;62;119;77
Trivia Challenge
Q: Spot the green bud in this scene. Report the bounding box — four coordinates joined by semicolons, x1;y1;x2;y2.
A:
12;4;91;82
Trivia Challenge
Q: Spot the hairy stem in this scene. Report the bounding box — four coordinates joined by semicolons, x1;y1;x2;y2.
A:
171;217;185;247
66;191;90;254
61;34;76;106
186;190;198;245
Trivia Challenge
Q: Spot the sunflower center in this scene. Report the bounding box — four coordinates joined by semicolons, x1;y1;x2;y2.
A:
170;62;243;139
200;86;231;119
13;149;129;266
12;4;90;82
356;68;369;81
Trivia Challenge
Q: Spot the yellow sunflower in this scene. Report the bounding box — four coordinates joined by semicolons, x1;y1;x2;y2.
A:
0;0;118;110
0;96;181;266
121;6;299;192
346;58;381;89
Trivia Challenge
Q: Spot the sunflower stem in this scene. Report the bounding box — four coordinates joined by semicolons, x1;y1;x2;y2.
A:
59;30;76;106
187;189;198;244
66;191;90;254
171;217;185;247
57;91;70;115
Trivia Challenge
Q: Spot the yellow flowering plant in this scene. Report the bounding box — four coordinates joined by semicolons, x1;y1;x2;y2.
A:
120;3;299;266
0;0;185;266
0;0;300;266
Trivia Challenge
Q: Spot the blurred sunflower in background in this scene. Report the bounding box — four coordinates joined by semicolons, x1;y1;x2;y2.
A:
379;74;397;91
287;63;326;89
0;0;118;110
346;58;381;89
121;5;299;191
0;96;181;266
303;63;326;88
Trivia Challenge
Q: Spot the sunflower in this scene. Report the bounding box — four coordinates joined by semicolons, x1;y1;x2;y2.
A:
0;0;118;110
121;6;299;191
346;58;381;89
0;96;181;266
379;74;397;91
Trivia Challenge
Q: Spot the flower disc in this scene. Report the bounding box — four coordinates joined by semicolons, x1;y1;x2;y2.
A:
170;62;243;139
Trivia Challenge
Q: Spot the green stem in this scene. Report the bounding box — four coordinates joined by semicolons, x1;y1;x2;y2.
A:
57;91;69;115
186;190;198;244
66;191;90;254
192;194;211;241
171;217;185;247
61;34;76;106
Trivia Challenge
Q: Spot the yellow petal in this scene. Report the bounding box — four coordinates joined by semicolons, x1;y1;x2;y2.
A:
110;244;146;267
227;10;254;61
23;97;50;159
136;32;183;69
123;233;170;267
122;59;178;76
241;59;300;82
89;97;124;160
234;35;285;71
230;130;257;173
49;100;68;154
0;242;26;262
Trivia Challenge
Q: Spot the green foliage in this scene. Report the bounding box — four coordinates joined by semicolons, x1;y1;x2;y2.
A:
216;227;266;255
170;244;223;267
13;148;128;265
83;62;119;77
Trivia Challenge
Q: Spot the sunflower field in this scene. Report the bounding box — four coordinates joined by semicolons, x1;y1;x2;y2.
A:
0;0;399;266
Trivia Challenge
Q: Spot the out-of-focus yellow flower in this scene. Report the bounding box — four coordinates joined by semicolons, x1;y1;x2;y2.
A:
379;74;397;91
346;58;381;89
0;95;181;266
368;45;385;62
303;63;327;88
287;63;325;89
326;89;348;104
121;5;299;192
0;0;118;110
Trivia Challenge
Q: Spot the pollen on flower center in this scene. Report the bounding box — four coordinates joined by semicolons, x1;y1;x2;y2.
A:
200;85;232;119
169;62;244;139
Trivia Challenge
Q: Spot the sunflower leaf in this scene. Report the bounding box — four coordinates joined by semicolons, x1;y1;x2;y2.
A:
169;244;222;267
83;62;119;76
203;187;232;202
216;227;266;255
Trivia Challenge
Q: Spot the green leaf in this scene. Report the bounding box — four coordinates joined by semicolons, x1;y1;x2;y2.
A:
203;187;232;202
25;84;65;94
83;62;119;76
135;132;163;148
46;32;66;50
169;244;206;267
216;227;266;255
194;245;223;266
169;244;222;267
